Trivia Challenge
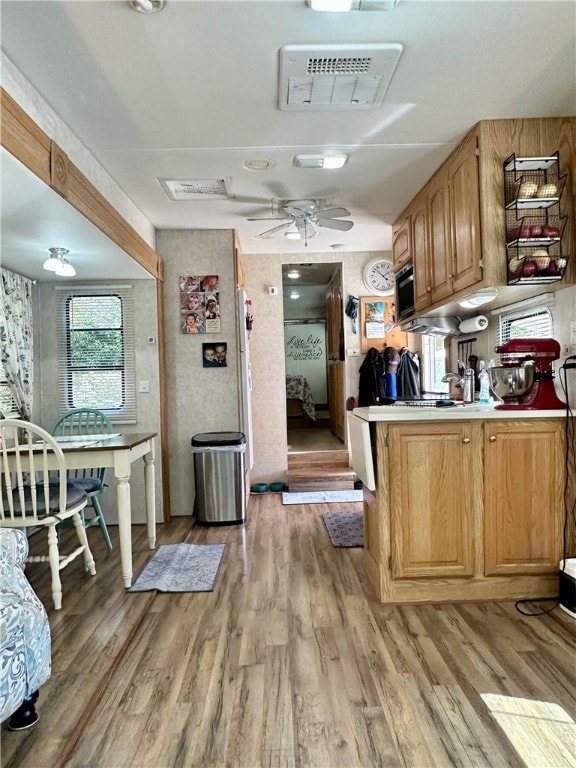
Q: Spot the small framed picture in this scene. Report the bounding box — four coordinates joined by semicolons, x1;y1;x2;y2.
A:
202;342;227;368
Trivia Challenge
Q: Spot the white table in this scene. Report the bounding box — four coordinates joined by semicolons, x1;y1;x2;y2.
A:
58;433;157;588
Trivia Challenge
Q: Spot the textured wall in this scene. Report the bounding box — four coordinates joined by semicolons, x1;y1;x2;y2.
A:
157;230;238;517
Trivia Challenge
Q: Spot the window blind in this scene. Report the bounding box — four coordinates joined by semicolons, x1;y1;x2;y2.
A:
56;286;136;423
498;306;553;344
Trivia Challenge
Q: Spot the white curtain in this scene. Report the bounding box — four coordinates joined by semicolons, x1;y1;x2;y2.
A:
0;268;34;419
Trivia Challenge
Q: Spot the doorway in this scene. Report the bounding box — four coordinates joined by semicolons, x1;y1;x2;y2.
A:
282;262;346;454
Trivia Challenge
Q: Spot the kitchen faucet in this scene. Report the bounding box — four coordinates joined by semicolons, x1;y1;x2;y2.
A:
441;362;475;403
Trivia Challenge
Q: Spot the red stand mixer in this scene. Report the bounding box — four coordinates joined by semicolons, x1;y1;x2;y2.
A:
491;338;566;410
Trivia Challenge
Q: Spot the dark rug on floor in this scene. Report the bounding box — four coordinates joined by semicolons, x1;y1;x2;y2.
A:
129;543;226;592
322;511;364;548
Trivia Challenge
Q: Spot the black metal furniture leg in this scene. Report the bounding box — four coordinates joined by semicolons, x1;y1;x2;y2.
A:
7;691;40;730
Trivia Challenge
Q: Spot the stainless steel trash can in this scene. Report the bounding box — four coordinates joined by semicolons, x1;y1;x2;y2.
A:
191;431;246;525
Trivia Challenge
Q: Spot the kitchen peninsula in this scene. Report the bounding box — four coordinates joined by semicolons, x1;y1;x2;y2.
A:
349;406;571;604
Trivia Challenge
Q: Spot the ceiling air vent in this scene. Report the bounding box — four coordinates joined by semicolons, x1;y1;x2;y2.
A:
159;178;232;201
279;43;402;111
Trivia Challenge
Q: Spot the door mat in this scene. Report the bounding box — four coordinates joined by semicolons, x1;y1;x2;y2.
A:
282;490;363;505
129;543;226;593
322;511;364;548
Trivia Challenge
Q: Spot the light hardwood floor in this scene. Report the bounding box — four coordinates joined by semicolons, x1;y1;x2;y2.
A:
2;494;576;768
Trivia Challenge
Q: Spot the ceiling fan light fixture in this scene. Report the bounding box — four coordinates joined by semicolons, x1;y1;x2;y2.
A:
294;153;348;169
129;0;165;13
284;232;302;240
43;247;76;277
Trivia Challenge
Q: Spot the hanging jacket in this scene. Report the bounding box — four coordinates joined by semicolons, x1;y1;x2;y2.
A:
397;348;421;399
358;347;386;406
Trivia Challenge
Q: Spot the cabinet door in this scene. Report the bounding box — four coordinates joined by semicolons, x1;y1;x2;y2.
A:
449;133;483;293
484;420;563;575
392;214;411;270
388;422;478;579
411;196;431;311
428;167;453;303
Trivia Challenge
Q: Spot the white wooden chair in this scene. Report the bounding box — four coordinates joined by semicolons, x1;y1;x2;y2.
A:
0;419;96;610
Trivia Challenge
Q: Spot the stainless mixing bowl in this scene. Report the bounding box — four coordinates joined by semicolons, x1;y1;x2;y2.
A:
488;365;535;403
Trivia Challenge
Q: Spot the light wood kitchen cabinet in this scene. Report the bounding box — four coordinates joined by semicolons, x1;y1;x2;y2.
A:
447;131;483;293
427;165;454;304
484;419;564;575
411;195;431;311
361;416;566;604
388;422;479;579
392;117;575;316
392;214;411;270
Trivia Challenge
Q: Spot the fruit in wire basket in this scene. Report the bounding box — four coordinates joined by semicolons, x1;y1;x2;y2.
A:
508;255;525;275
536;182;558;198
542;224;560;238
518;260;539;277
531;249;550;270
518;181;538;198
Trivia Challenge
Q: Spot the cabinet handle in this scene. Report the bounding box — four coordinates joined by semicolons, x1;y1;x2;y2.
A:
489;435;496;442
462;437;470;444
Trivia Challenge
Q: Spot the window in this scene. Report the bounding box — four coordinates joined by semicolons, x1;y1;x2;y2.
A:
0;360;18;415
421;335;449;394
492;293;554;344
56;286;136;423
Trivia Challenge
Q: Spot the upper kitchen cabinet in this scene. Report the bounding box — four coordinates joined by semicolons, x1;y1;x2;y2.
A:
391;213;411;270
448;131;483;293
392;117;576;317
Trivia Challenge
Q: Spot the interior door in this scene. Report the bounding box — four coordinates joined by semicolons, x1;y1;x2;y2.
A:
326;267;345;441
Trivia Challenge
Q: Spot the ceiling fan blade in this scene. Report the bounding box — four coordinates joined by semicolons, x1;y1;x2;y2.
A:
257;221;293;238
316;207;351;218
316;218;354;231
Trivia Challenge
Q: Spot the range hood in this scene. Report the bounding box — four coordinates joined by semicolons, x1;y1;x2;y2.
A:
399;316;461;337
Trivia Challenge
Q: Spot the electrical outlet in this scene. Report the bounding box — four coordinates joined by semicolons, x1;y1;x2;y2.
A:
347;349;360;357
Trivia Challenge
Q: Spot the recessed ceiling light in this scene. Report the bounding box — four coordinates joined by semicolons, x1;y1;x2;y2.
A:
290;292;301;300
458;288;499;309
308;0;352;11
243;158;276;171
286;270;300;278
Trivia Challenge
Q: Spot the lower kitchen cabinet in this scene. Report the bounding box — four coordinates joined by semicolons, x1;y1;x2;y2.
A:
388;422;479;579
364;418;565;604
484;420;564;576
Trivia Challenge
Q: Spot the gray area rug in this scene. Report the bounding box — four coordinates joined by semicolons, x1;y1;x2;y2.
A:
282;490;363;505
322;511;364;548
129;543;226;593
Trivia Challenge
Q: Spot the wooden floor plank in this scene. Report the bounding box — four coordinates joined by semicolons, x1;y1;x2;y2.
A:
2;497;575;768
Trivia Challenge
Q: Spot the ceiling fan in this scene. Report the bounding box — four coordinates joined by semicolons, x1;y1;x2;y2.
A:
248;199;354;244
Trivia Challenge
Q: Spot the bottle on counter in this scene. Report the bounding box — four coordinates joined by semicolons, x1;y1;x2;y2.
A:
479;368;491;404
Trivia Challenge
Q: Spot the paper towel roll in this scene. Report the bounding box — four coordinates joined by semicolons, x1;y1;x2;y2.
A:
459;315;488;334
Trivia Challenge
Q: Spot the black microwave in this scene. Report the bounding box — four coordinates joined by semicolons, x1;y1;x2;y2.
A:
395;261;415;321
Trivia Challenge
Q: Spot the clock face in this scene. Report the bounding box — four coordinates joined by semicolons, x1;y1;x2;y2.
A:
363;259;395;296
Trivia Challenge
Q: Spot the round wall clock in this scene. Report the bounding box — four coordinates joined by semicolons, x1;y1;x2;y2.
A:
362;258;395;296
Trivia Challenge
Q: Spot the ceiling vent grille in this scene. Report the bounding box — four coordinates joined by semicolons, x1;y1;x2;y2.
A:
159;178;232;201
279;43;402;111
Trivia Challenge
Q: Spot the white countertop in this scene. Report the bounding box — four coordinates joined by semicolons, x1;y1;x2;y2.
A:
352;404;568;422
